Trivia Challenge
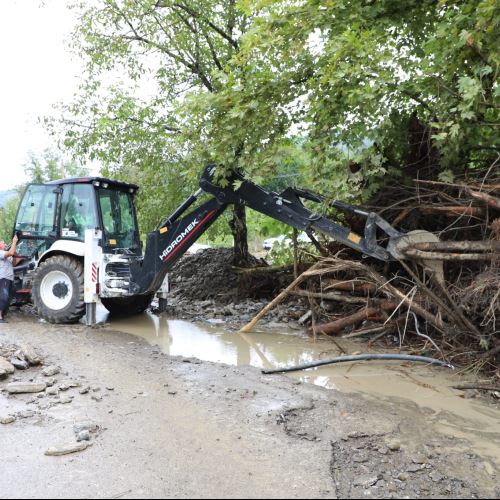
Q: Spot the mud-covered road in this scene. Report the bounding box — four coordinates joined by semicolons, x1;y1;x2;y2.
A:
1;310;499;499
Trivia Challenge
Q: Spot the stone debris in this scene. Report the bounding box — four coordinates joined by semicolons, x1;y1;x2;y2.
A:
406;463;426;472
10;358;30;370
73;421;99;435
58;381;80;391
0;357;15;377
0;415;16;425
42;365;61;377
45;387;59;396
20;344;42;366
6;382;47;394
44;442;92;456
17;410;36;419
412;454;428;464
353;475;379;488
77;430;91;442
387;439;401;451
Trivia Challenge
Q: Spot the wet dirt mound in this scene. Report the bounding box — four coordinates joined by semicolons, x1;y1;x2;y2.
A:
170;248;265;302
166;248;301;324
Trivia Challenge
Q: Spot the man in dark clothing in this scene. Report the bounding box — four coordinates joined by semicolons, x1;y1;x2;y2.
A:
0;234;18;323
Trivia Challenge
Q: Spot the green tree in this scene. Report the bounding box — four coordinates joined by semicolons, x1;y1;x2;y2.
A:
198;0;499;200
58;0;256;264
0;195;21;242
58;0;498;261
24;150;89;183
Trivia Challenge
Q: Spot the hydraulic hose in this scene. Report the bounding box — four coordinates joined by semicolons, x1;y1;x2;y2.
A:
261;354;454;375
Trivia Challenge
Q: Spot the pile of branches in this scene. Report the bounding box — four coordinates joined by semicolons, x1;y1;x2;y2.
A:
242;166;500;376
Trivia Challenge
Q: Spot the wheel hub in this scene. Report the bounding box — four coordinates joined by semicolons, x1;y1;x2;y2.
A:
52;281;69;299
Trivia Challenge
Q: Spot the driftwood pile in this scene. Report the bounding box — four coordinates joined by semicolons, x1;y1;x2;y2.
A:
242;169;500;376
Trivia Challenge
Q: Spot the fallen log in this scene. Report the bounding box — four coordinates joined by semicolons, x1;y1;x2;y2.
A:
288;289;372;305
402;249;496;261
411;241;500;252
307;303;398;336
418;206;484;217
288;289;410;308
467;189;500;210
323;280;378;295
414;178;500;193
298;310;312;325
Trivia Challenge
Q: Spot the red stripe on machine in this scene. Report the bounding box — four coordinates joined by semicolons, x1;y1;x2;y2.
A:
163;211;216;262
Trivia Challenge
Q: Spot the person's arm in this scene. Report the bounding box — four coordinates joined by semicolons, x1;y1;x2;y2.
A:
5;235;18;258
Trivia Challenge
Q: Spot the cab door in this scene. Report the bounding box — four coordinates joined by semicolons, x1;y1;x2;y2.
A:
14;184;60;258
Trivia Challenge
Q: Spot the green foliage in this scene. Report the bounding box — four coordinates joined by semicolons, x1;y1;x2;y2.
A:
0;195;21;242
55;0;252;234
55;0;499;244
24;150;89;183
198;0;499;198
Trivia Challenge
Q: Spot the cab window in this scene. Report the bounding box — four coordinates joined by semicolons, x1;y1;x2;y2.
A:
60;184;97;241
97;188;139;250
15;185;57;237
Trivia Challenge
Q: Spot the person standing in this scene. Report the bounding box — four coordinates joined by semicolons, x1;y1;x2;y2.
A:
0;234;18;323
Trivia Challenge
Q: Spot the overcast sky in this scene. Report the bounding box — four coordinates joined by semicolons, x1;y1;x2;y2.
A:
0;0;86;190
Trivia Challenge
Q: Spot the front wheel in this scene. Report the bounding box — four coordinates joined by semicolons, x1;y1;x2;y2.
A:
101;294;153;316
32;255;85;324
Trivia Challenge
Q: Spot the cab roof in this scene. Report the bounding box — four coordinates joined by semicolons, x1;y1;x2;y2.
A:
45;176;139;192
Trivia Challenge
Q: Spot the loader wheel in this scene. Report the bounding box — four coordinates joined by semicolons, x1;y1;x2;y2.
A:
32;255;85;324
101;294;153;317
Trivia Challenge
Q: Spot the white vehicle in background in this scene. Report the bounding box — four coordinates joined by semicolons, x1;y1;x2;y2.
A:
263;232;312;251
186;243;212;254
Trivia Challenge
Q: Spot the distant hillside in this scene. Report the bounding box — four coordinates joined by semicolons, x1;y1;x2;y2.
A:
0;190;18;209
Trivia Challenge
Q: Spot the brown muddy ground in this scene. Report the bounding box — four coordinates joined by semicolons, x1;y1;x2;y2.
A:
0;309;499;499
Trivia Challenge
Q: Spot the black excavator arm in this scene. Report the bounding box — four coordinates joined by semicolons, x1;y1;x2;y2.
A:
129;166;403;295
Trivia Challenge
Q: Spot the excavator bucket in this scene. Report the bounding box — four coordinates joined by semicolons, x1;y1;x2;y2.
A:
390;230;445;284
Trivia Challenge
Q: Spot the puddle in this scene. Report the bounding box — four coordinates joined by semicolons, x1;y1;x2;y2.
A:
102;307;500;466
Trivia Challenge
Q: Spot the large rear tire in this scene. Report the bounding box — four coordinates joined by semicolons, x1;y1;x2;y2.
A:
101;294;153;316
32;255;85;324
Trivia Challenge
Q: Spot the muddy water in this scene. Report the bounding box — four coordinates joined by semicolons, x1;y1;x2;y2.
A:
102;308;500;467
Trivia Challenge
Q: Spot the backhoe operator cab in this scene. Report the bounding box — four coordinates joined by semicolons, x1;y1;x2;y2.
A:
13;177;148;324
12;166;407;325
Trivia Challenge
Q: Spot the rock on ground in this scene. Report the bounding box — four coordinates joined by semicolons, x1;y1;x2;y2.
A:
0;415;16;425
6;382;47;394
20;344;42;365
0;357;15;377
42;365;60;377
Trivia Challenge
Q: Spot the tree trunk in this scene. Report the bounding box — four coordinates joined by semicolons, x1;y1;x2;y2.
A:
230;204;250;266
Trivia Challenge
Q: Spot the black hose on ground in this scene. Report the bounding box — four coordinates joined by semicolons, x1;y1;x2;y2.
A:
261;354;454;375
